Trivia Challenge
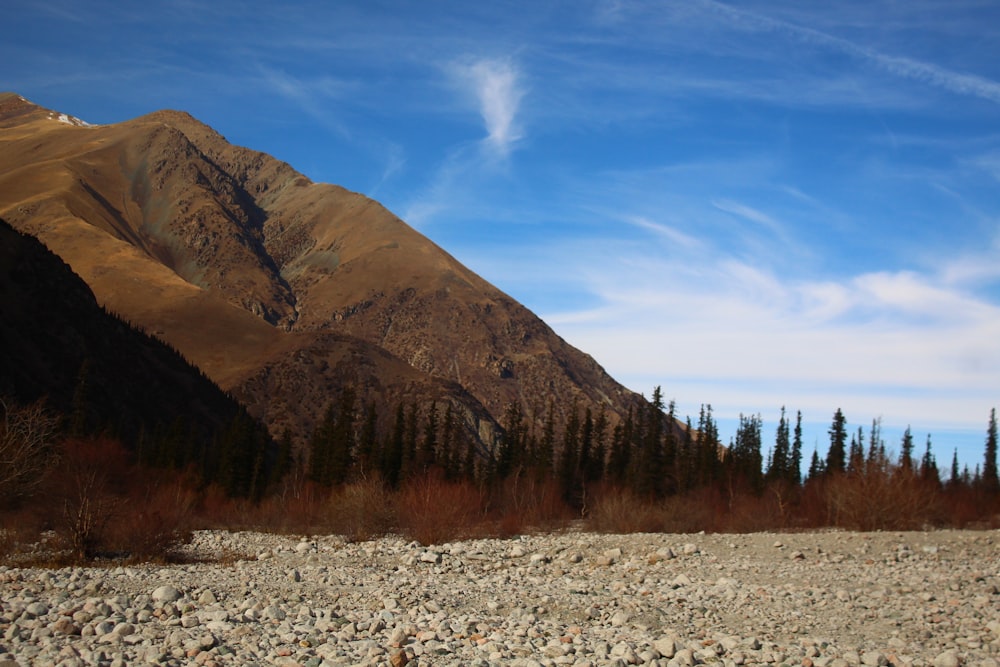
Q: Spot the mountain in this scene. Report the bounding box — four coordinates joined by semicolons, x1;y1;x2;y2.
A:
0;93;645;446
0;215;267;468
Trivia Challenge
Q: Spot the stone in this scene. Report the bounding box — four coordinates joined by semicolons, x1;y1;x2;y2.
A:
152;585;182;603
933;652;961;667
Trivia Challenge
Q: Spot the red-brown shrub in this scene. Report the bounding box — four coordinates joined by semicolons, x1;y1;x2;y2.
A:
396;471;486;545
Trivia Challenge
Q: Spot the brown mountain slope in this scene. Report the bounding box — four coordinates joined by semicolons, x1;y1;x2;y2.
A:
0;93;644;443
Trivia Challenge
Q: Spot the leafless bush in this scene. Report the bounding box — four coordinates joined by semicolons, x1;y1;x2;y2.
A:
586;487;666;534
325;476;396;541
824;469;942;530
0;397;60;506
397;472;486;545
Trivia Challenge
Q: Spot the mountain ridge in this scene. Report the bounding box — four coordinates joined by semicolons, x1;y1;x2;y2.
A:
0;92;645;446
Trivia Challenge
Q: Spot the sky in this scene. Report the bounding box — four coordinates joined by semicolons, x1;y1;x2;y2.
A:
3;0;999;471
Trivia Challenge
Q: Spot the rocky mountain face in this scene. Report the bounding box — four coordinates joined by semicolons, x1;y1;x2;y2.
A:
0;216;256;448
0;93;644;445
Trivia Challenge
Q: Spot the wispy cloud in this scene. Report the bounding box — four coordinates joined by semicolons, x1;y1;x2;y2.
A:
452;57;525;156
698;0;1000;105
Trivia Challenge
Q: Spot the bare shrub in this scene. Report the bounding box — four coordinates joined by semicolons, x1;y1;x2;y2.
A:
397;471;485;545
50;437;130;560
106;478;196;562
586;487;665;534
0;397;60;506
824;469;943;530
325;476;396;541
492;474;571;535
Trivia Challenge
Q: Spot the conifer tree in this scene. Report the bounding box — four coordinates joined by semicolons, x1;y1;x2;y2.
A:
900;426;914;473
589;409;609;483
418;402;438;472
825;409;847;475
440;403;456;479
327;386;356;485
848;427;864;475
807;448;824;481
536;399;556;474
949;448;961;489
381;403;405;488
984;407;999;494
356;403;379;478
768;407;790;483
790;410;803;485
559;403;581;501
920;434;938;485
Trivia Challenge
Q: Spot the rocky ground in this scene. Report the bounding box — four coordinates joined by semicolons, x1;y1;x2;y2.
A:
0;529;997;667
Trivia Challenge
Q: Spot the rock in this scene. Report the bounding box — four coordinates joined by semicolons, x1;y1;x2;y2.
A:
419;551;442;564
654;637;677;658
863;651;888;666
152;585;182;602
933;652;961;667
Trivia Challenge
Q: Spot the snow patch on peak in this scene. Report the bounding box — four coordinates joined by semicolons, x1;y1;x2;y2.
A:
49;111;94;127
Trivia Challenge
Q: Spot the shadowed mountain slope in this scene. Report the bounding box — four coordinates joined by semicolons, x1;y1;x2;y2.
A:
0;93;645;444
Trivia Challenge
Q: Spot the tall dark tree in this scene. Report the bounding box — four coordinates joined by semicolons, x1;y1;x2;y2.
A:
807;448;825;481
947;448;963;490
825;409;847;475
790;410;803;485
920;434;939;485
417;402;439;472
633;388;667;497
768;407;790;483
900;426;915;473
559;403;581;501
356;402;379;478
866;417;884;472
588;409;609;483
728;413;763;493
439;403;457;479
848;426;865;476
381;403;405;488
984;407;999;494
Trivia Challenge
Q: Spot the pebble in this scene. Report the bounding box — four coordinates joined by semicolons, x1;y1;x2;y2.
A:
0;529;997;666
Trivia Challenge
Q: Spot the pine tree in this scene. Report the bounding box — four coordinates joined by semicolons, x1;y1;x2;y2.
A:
327;386;357;485
440;403;457;479
900;426;914;473
920;434;938;485
417;402;438;472
807;448;824;481
381;403;405;488
790;410;803;485
768;407;790;483
949;448;961;489
866;418;884;473
825;409;847;475
559;403;581;502
848;426;864;476
983;407;999;494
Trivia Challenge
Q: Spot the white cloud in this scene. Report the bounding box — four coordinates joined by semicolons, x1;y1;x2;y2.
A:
537;222;1000;435
697;0;1000;106
453;57;525;155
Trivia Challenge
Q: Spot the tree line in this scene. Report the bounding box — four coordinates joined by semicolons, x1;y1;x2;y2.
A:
297;385;1000;522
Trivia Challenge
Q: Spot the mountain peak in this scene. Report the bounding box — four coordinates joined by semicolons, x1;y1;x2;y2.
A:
0;92;94;128
0;98;644;446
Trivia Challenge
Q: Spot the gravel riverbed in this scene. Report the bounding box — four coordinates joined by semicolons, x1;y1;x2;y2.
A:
1;529;997;667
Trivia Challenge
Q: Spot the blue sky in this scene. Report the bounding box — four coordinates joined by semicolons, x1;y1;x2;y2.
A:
4;0;999;471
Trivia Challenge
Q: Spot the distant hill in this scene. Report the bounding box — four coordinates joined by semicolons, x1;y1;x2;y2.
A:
0;92;647;447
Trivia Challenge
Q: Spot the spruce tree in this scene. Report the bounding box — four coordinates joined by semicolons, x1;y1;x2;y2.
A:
983;407;999;494
790;410;803;485
920;434;938;485
825;409;847;475
768;407;790;483
900;426;914;473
